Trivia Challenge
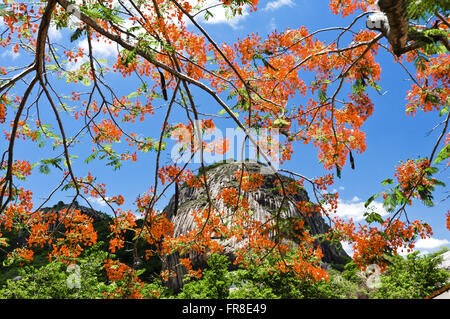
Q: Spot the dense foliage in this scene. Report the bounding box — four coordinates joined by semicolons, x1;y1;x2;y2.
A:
0;243;111;298
1;246;448;299
370;248;449;299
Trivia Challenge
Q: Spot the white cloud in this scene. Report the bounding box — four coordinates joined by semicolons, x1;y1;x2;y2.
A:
414;238;450;250
48;24;63;41
326;198;389;221
264;0;295;11
343;237;450;258
396;246;415;256
68;38;119;71
1;48;20;61
396;237;449;257
87;196;109;207
78;38;119;58
190;0;250;29
332;186;345;193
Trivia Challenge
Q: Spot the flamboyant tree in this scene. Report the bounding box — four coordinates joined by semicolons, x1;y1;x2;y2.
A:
0;0;448;297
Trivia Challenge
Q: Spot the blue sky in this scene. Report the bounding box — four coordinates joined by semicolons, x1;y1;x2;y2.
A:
1;0;449;256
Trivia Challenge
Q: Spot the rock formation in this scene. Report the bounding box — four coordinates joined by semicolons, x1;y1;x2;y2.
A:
438;251;450;272
41;201;110;223
162;160;350;291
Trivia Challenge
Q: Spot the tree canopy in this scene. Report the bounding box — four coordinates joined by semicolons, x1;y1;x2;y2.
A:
0;0;449;298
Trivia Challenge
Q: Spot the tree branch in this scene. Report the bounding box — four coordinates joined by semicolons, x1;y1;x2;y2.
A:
378;0;409;56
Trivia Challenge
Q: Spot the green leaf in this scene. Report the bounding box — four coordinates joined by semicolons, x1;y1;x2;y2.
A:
318;89;328;103
217;109;227;115
433;179;446;187
39;158;64;174
383;193;397;213
0;4;10;17
0;237;9;247
439;104;449;117
394;188;407;206
127;91;140;99
85;151;99;164
261;58;278;71
352;78;367;95
423;166;438;175
204;9;214;21
46;64;59;71
153;142;166;152
30;162;39;170
381;178;394;186
433;144;450;164
369;81;382;93
70;28;84;42
424;92;440;105
364;193;380;208
335;164;341;179
136;268;146;276
81;77;91;86
273;118;290;127
364;211;384;224
39;163;50;175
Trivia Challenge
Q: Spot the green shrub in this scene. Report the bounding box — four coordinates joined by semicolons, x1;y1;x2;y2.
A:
177;254;232;299
371;249;449;299
0;243;111;299
177;252;361;299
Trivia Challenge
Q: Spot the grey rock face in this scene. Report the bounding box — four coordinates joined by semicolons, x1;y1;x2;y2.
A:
438;251;450;272
162;161;350;291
